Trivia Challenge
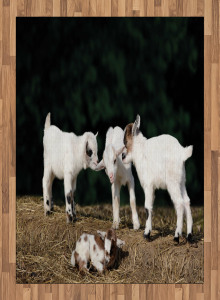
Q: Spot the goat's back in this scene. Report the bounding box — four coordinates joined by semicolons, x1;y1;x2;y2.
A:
43;125;77;178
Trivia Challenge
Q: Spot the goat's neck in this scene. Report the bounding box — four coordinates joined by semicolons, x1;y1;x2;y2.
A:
132;133;146;166
73;133;87;170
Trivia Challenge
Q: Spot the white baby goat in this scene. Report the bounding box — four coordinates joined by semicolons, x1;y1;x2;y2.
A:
43;113;99;222
122;115;193;243
71;228;125;273
95;126;140;230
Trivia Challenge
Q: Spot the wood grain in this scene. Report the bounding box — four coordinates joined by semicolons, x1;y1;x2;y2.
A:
0;0;218;299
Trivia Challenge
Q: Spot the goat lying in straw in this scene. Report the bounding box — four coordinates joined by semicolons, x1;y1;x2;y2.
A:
71;229;125;273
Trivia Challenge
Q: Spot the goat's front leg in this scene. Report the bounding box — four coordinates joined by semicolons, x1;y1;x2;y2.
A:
92;260;105;274
144;186;154;240
111;182;120;229
71;177;77;219
127;176;140;230
64;173;75;223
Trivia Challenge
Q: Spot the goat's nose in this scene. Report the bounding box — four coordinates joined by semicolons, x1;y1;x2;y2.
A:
109;173;114;183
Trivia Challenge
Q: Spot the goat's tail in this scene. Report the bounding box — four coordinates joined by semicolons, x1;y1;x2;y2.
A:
183;145;193;161
44;113;51;130
71;251;76;267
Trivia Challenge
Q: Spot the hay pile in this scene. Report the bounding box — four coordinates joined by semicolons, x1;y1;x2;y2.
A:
16;196;204;284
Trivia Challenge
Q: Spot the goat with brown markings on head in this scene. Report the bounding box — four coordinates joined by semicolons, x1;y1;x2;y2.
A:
122;114;194;244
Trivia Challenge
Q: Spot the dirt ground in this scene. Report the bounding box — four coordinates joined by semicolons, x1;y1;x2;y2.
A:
16;196;204;284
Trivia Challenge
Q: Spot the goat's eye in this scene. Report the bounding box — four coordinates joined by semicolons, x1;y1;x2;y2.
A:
122;153;126;160
86;149;93;157
114;159;116;164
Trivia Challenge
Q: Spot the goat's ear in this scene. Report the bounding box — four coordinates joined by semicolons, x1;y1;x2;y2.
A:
106;228;116;241
95;159;105;171
95;132;98;138
132;114;140;136
86;141;89;151
116;238;125;248
105;127;114;147
116;146;125;157
97;230;106;240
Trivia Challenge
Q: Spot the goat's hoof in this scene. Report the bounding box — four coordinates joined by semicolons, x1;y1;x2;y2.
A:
133;223;140;230
187;233;193;244
66;213;77;223
45;210;52;216
112;223;119;230
66;213;73;223
143;232;151;241
174;236;179;244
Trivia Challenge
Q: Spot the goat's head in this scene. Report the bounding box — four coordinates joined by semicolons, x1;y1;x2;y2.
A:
95;127;124;184
122;114;140;164
96;229;125;268
84;132;99;170
105;229;125;268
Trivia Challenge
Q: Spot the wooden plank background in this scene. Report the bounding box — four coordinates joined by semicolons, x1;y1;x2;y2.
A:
0;0;217;299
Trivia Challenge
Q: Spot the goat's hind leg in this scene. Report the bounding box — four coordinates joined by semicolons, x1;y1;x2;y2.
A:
182;185;193;243
49;173;55;211
43;169;54;216
168;185;184;244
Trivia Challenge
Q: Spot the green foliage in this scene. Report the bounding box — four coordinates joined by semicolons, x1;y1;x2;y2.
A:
16;18;203;206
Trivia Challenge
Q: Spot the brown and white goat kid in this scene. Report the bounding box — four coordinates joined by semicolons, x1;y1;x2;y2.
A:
70;229;125;273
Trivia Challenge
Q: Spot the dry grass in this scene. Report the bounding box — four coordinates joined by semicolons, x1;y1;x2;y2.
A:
16;196;204;284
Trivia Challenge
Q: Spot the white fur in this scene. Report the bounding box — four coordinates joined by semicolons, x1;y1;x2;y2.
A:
122;115;193;239
96;126;140;230
71;231;125;273
43;113;99;222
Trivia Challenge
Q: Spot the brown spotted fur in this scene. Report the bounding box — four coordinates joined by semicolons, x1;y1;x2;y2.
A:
73;229;123;273
106;228;116;241
107;240;118;268
74;251;79;263
105;229;118;269
94;234;105;250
